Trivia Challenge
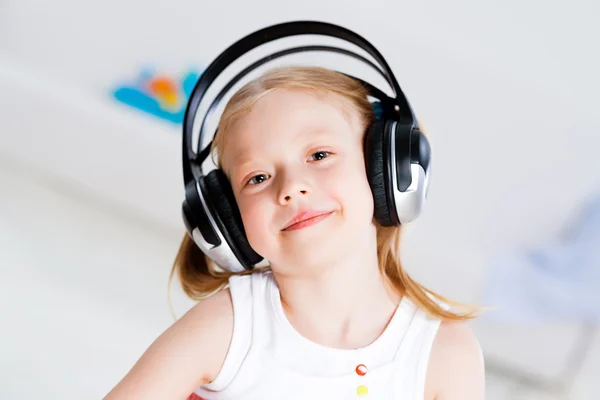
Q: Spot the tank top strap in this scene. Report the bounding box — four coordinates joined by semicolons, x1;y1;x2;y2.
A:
249;268;271;318
390;301;443;399
199;272;256;392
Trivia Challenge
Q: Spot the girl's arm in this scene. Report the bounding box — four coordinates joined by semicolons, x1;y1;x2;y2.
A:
103;289;234;400
425;321;486;400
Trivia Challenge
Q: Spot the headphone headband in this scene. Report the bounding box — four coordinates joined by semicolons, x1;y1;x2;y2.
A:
182;20;417;185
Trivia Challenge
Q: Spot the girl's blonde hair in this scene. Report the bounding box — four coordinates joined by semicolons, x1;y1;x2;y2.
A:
170;65;482;321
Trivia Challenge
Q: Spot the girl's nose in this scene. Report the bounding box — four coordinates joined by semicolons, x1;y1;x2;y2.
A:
277;172;310;205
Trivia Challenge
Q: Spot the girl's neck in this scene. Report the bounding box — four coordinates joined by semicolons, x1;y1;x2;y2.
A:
272;234;401;350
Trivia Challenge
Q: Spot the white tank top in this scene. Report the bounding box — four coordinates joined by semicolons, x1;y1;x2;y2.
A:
192;269;442;400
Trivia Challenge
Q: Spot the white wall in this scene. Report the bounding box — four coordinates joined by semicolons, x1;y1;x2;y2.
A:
2;0;599;294
1;0;600;398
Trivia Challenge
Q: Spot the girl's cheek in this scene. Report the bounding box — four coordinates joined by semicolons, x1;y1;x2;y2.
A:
240;197;267;225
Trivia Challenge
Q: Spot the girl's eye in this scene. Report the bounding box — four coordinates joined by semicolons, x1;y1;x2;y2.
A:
244;151;331;187
309;150;331;161
247;174;270;186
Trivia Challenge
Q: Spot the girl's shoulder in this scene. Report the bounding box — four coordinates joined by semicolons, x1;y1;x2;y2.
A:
424;320;485;400
104;288;234;399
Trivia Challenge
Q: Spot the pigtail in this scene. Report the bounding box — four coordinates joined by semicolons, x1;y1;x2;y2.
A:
377;225;485;321
168;234;235;319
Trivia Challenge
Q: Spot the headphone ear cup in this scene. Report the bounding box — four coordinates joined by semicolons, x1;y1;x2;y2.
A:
203;169;263;269
364;120;395;226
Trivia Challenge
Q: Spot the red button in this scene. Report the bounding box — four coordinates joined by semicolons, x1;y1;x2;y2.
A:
356;364;368;376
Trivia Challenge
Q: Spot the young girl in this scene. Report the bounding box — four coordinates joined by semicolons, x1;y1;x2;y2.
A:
105;66;485;400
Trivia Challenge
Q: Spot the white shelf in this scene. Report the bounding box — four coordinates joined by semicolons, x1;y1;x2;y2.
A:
0;57;185;233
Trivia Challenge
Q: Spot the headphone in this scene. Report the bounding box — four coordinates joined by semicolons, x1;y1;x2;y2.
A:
181;21;432;272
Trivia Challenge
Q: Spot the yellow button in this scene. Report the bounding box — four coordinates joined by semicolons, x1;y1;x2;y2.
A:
357;385;368;396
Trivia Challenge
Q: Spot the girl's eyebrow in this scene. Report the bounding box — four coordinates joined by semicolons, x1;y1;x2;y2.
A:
298;126;337;141
227;159;259;186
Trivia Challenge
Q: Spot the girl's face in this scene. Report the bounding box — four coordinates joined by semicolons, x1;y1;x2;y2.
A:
221;88;376;274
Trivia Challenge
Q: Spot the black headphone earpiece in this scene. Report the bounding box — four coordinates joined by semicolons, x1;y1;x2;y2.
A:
363;118;431;227
202;170;263;267
182;169;264;272
181;21;432;271
364;119;394;226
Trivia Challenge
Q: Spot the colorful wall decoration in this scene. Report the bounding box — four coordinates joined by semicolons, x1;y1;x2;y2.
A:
112;67;202;125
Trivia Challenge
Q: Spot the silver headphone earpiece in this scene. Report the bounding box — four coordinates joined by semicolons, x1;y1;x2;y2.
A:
389;121;431;224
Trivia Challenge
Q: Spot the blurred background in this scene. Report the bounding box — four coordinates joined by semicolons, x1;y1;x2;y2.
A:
1;0;599;399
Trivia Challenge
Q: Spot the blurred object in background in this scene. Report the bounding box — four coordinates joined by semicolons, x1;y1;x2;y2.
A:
484;191;600;323
480;191;600;399
112;67;202;125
